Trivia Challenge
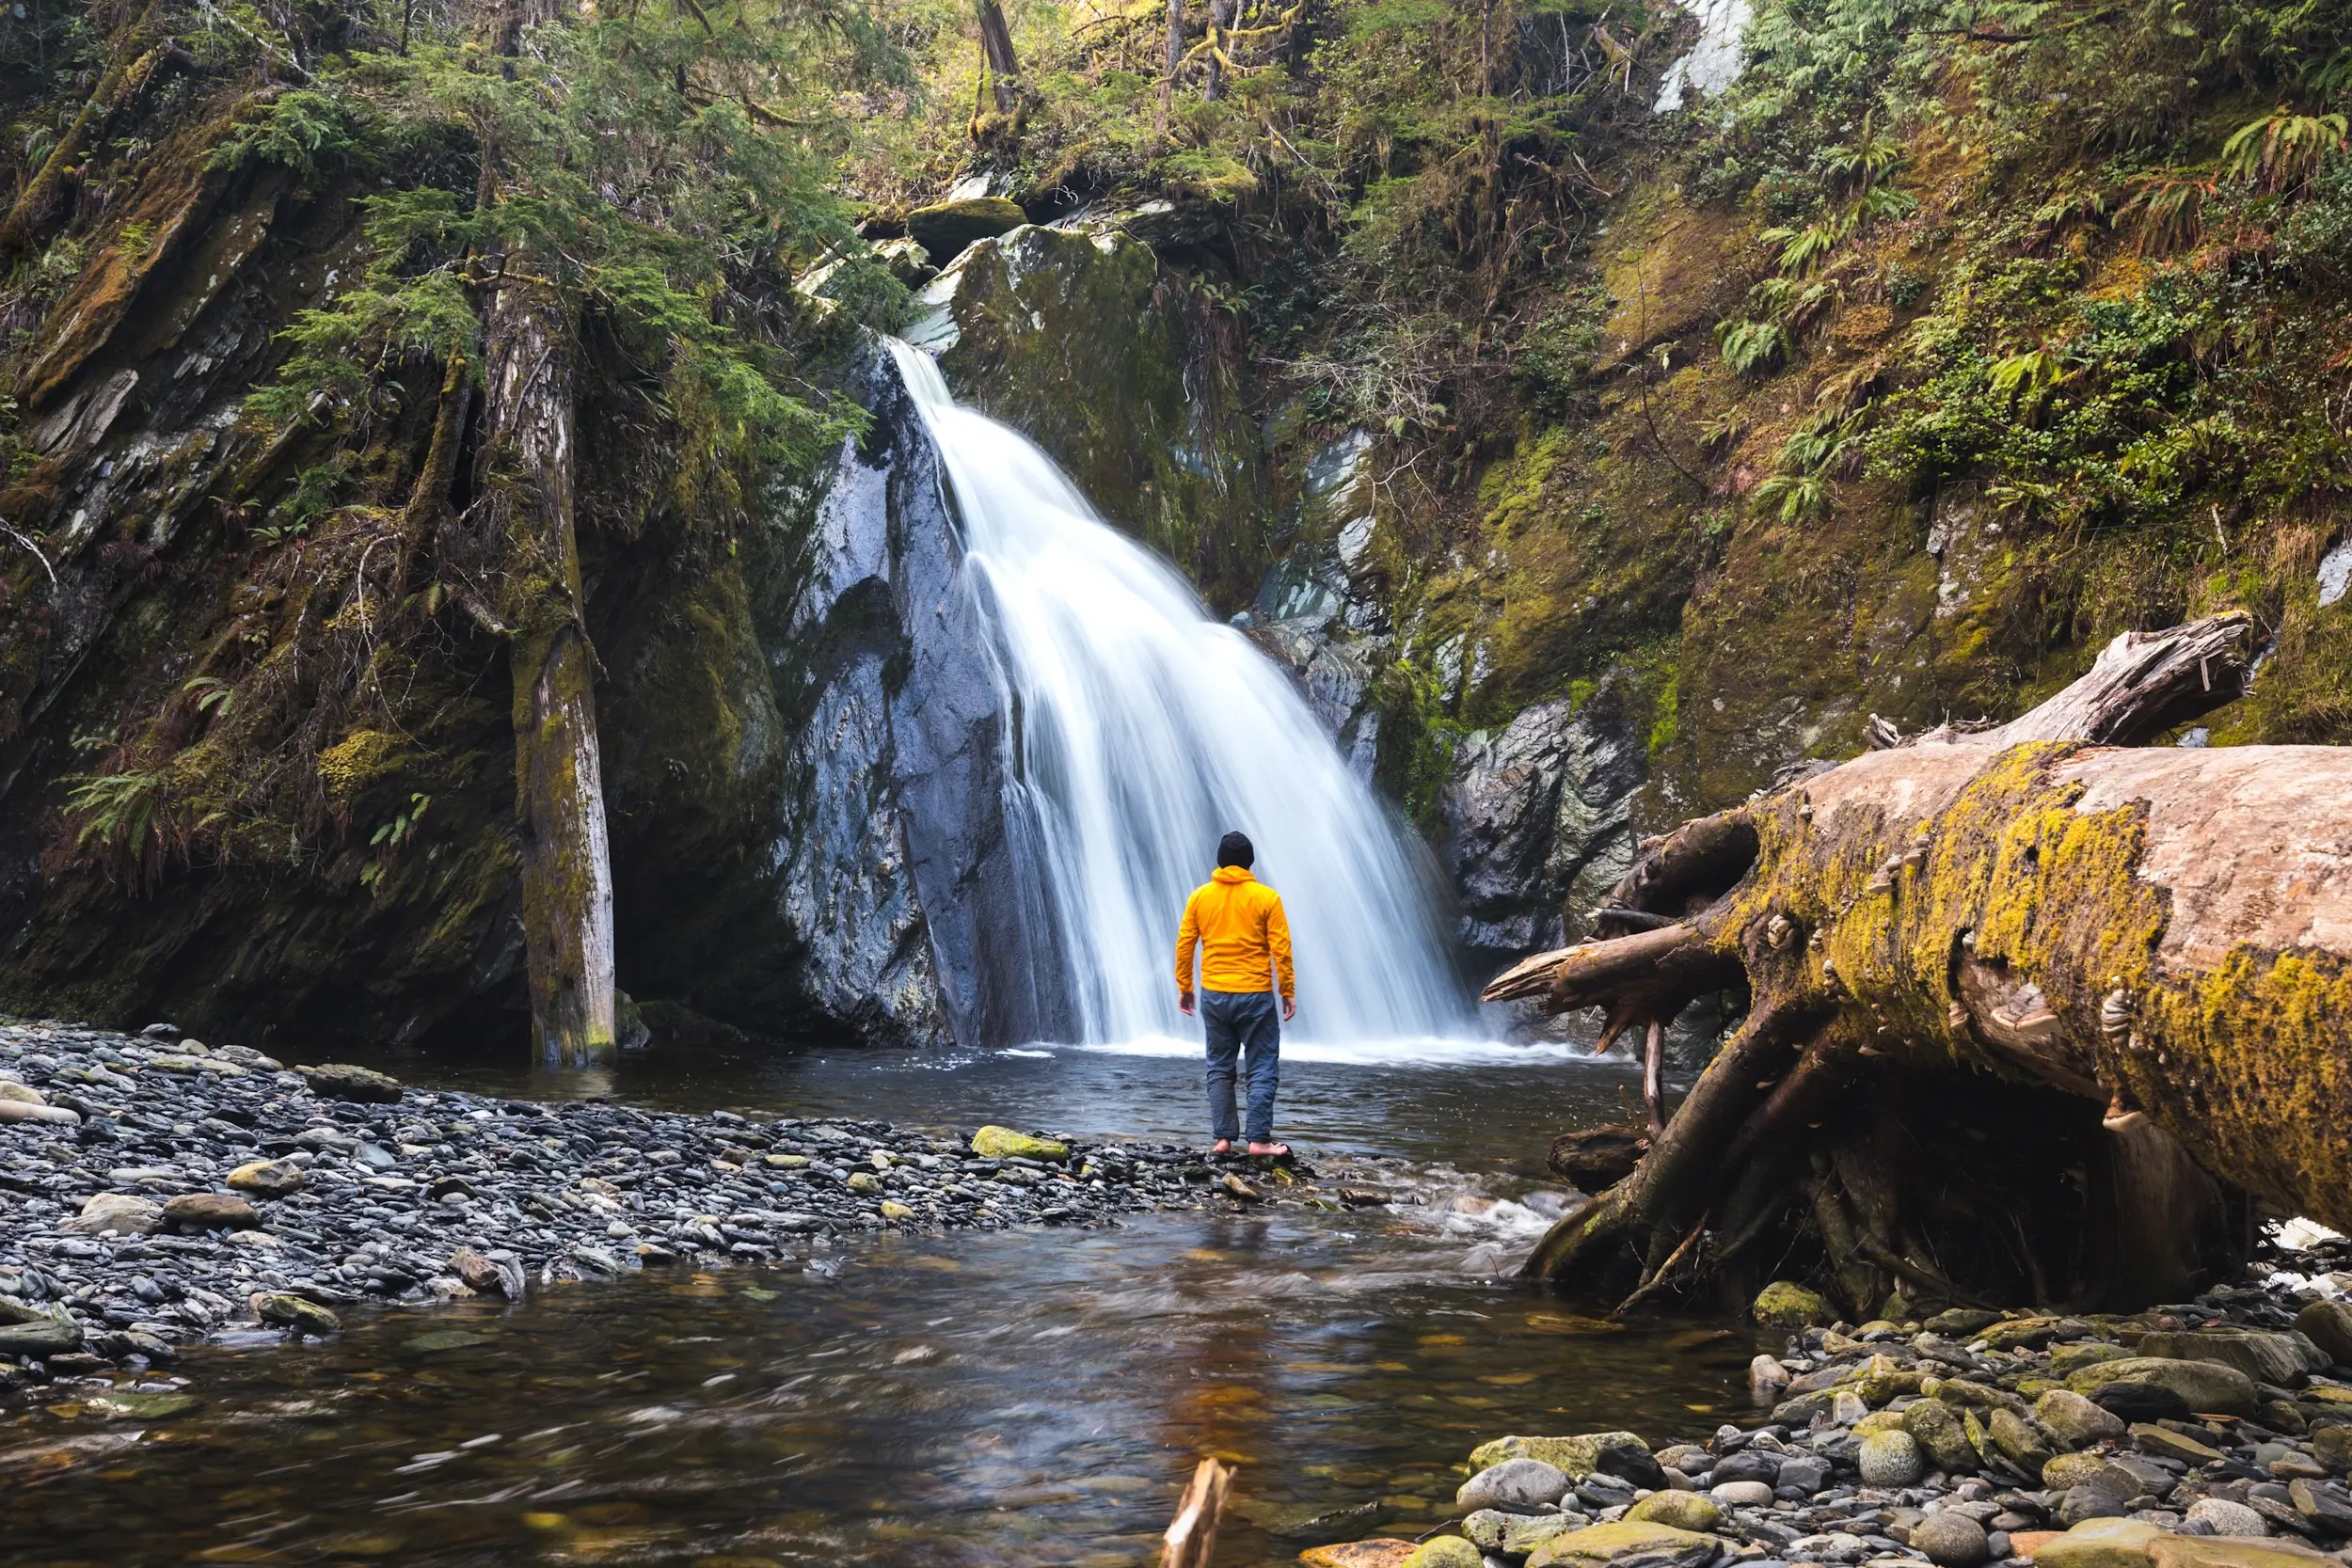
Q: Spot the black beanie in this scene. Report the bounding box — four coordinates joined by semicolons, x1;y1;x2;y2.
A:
1216;831;1254;869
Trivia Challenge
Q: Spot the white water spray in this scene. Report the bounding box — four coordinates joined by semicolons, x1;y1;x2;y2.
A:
887;341;1472;1044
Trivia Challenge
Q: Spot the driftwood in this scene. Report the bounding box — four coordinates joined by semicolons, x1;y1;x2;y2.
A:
1487;613;2350;1315
1159;1458;1233;1568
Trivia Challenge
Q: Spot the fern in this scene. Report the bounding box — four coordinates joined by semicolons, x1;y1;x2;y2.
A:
2221;108;2349;194
1718;319;1792;374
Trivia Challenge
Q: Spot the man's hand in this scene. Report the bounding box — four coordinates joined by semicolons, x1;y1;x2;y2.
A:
1282;996;1297;1022
1178;990;1196;1017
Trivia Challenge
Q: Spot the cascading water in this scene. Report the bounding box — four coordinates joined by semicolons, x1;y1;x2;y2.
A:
887;340;1473;1044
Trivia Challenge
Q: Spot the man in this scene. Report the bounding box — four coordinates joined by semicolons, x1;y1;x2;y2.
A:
1174;831;1296;1157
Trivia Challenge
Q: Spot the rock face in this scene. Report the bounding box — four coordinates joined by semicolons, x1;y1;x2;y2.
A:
1442;678;1645;962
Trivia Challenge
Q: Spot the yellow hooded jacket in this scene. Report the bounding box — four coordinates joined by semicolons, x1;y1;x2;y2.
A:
1174;866;1295;1000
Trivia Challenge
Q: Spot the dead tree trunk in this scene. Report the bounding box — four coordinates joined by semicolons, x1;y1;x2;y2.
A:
976;0;1021;114
1488;613;2350;1316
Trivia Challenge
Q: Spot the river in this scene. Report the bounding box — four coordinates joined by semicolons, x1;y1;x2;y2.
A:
4;1039;1750;1566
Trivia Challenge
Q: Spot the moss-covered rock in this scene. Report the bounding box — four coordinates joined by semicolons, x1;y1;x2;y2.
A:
1753;1280;1831;1331
971;1125;1069;1161
903;197;1025;262
2067;1356;2259;1417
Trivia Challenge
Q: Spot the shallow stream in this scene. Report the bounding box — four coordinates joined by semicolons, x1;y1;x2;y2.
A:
5;1041;1753;1566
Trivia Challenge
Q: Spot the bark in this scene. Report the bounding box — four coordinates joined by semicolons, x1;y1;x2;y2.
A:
1202;0;1232;100
1162;0;1184;125
1490;612;2340;1314
976;0;1021;114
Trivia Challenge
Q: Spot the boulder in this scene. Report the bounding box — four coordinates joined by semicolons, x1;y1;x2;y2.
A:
2068;1356;2259;1417
1459;1458;1571;1511
226;1160;306;1197
164;1193;261;1231
62;1192;162;1236
2044;1453;2114;1492
2311;1424;2352;1471
2136;1330;2328;1386
1911;1511;1992;1567
2091;1382;2195;1424
1990;1406;2057;1473
1754;1281;1832;1332
1905;1398;1981;1473
1625;1493;1722;1532
2032;1518;2167;1568
257;1293;342;1336
2185;1500;2271;1537
902;197;1025;261
1470;1432;1653;1481
1859;1429;1926;1486
2052;1342;2135;1376
2296;1301;2352;1368
1524;1522;1723;1568
970;1127;1068;1162
2038;1388;2129;1448
295;1063;404;1103
1403;1540;1483;1568
0;1315;83;1355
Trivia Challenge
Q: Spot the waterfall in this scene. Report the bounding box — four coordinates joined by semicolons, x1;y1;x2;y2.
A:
887;341;1474;1045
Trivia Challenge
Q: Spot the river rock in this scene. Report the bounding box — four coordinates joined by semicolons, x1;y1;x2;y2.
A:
1299;1544;1419;1568
63;1192;163;1236
1754;1280;1831;1332
1710;1449;1782;1488
2311;1425;2352;1471
2187;1500;2272;1536
2132;1421;2225;1464
0;1098;80;1124
0;1315;84;1355
296;1063;405;1103
1858;1429;1925;1486
257;1293;342;1336
1460;1457;1572;1511
0;1079;45;1103
164;1193;261;1231
970;1126;1068;1161
1626;1492;1721;1532
226;1159;306;1197
2296;1301;2352;1368
2058;1486;2129;1527
2137;1330;2328;1386
1402;1538;1482;1568
1911;1511;1991;1567
1470;1433;1652;1481
1709;1481;1774;1508
1989;1405;2055;1472
1524;1521;1722;1568
2288;1478;2352;1535
2036;1518;2167;1568
2092;1382;2196;1424
1904;1398;1979;1473
2039;1388;2129;1448
2069;1356;2259;1417
2053;1341;2134;1375
2045;1453;2115;1491
2148;1538;2338;1568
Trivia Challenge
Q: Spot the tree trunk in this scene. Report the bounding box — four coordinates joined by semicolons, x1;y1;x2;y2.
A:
1202;0;1232;100
1162;0;1184;126
471;260;617;1070
1490;613;2347;1315
976;0;1021;114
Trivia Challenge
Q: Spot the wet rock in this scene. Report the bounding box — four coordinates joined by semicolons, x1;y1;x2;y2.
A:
2185;1500;2270;1537
1754;1281;1832;1333
2287;1479;2352;1536
2132;1422;2224;1464
2092;1383;2197;1425
1749;1354;1790;1404
2060;1487;2131;1527
1911;1511;1991;1567
970;1126;1068;1162
163;1193;261;1231
2039;1389;2130;1448
1299;1544;1420;1568
256;1293;341;1336
226;1160;306;1197
1859;1429;1926;1486
880;1200;915;1223
87;1391;198;1419
1625;1492;1722;1532
295;1063;405;1103
1460;1458;1572;1511
450;1246;502;1292
2070;1358;2258;1418
0;1315;83;1354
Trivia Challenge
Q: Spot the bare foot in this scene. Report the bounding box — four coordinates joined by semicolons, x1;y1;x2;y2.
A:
1212;1139;1232;1154
1248;1142;1290;1158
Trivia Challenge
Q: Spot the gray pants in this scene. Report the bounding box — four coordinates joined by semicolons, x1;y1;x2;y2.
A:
1202;989;1280;1144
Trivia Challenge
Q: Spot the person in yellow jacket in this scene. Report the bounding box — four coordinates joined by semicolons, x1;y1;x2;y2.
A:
1174;831;1296;1157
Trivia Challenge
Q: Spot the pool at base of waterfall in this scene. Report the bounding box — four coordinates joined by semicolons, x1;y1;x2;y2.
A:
2;1042;1747;1568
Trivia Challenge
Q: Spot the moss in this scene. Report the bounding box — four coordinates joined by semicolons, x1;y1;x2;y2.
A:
315;728;406;808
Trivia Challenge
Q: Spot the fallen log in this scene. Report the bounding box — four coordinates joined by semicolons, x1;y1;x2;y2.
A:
1490;612;2347;1315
